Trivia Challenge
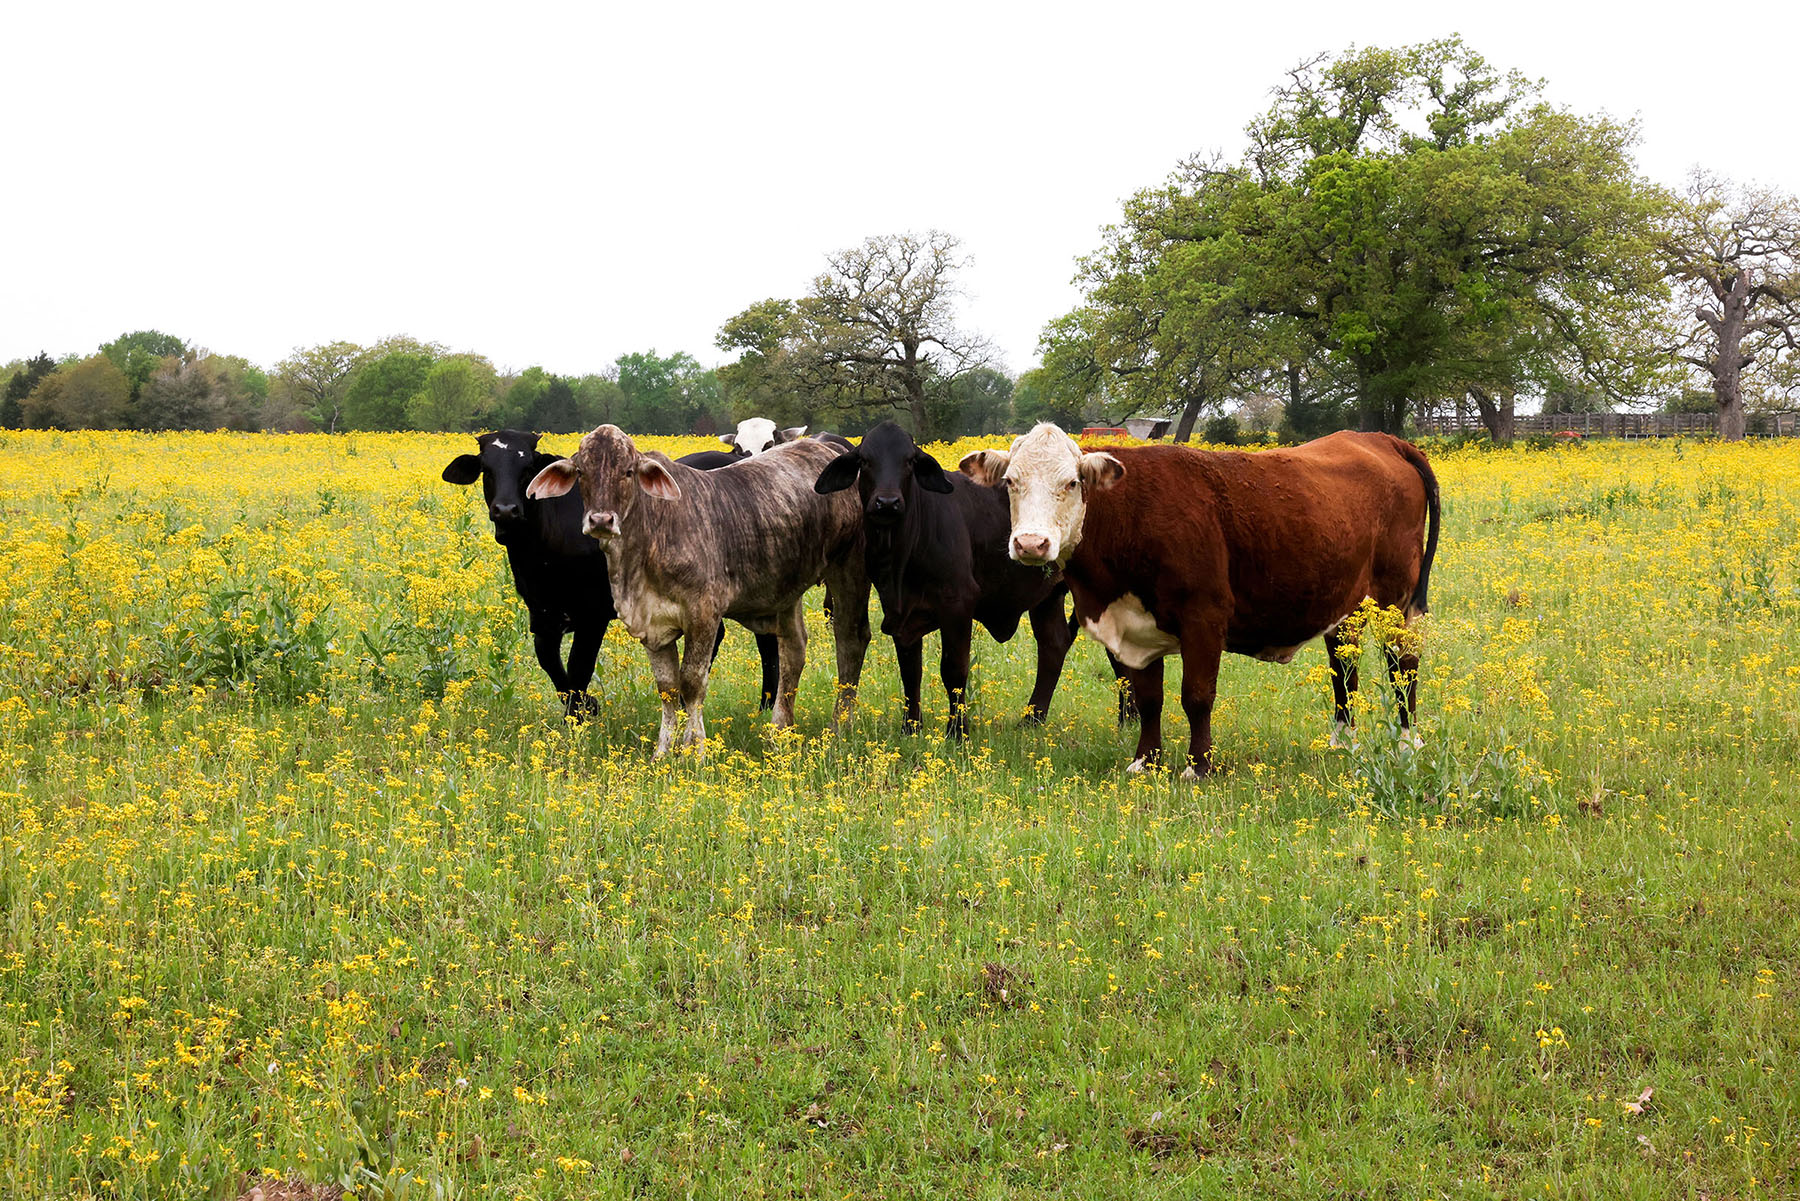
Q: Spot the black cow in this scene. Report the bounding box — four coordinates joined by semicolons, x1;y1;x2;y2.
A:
813;420;1077;738
442;430;778;717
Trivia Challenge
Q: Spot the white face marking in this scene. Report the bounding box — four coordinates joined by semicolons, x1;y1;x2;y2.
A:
1001;424;1091;566
1080;593;1180;669
493;438;510;450
731;417;779;456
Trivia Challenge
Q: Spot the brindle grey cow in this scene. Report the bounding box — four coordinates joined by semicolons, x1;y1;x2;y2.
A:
527;424;870;758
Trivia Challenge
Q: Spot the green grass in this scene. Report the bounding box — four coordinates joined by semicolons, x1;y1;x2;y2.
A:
1;435;1797;1199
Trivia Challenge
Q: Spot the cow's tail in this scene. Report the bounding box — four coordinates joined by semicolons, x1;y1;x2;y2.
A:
1394;438;1440;616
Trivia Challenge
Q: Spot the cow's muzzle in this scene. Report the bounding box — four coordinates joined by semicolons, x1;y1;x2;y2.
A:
583;511;621;539
867;494;904;523
1011;532;1054;565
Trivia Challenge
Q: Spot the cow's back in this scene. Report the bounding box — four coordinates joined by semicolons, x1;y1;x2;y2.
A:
645;439;863;619
1075;432;1430;654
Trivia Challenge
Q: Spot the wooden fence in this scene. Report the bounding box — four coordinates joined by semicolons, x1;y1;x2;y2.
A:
1411;411;1800;439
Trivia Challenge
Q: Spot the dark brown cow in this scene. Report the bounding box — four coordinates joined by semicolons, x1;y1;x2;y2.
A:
526;425;870;759
960;425;1440;777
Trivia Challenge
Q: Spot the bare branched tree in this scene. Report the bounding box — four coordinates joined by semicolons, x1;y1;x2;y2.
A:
793;231;994;439
1665;171;1800;440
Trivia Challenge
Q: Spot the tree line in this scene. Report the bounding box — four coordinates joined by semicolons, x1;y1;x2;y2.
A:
1028;38;1799;443
7;38;1796;444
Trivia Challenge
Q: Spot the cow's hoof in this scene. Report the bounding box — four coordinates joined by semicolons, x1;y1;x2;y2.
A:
1016;711;1046;729
1403;729;1424;751
1180;764;1205;782
1125;756;1150;774
1328;724;1357;751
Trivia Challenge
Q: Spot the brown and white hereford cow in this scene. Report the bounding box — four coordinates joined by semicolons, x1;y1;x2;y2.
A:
960;425;1440;777
527;425;871;759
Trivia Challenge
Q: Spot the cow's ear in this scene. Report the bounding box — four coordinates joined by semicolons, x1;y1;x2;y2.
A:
958;449;1010;487
718;434;735;446
912;449;954;494
813;450;862;494
637;459;682;501
526;459;577;500
1078;451;1125;492
780;425;808;442
442;454;483;485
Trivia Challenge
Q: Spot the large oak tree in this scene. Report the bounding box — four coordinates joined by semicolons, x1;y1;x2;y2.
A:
1053;39;1670;438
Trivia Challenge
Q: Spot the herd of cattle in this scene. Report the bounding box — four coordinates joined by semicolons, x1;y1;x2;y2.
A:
443;416;1440;777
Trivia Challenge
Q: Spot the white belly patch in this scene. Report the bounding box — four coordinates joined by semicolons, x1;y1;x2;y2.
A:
1081;593;1180;669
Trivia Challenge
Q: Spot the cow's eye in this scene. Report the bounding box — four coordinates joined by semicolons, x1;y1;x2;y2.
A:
999;477;1013;492
1063;479;1079;493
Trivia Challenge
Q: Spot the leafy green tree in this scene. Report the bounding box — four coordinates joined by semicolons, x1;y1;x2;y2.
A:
716;299;814;427
569;373;627;429
275;341;365;433
406;354;497;430
2;352;57;428
344;340;439;430
134;352;272;430
614;351;727;435
1278;362;1356;441
496;366;553;430
533;377;582;432
1072;39;1669;437
100;330;188;404
1044;161;1281;441
135;354;219;429
1010;365;1093;431
22;354;130;429
928;365;1014;436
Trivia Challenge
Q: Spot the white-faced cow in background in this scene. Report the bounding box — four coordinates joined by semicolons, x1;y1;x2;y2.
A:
961;424;1440;778
722;417;808;457
527;425;870;758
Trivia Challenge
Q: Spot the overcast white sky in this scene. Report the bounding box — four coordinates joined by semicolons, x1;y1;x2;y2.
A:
6;1;1798;379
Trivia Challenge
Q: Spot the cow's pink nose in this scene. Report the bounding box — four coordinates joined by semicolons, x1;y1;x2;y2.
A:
1013;533;1051;562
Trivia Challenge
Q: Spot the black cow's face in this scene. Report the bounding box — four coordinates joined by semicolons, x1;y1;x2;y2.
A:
812;420;951;526
442;430;544;544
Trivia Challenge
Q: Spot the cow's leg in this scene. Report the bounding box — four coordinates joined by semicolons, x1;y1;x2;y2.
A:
896;637;924;733
1122;657;1165;772
823;568;871;728
772;602;808;730
940;618;974;741
1178;629;1225;780
1021;595;1077;725
1324;628;1360;749
1386;623;1422;746
531;622;572;698
1110;651;1138;725
677;622;718;756
645;640;682;759
754;633;780;711
561;618;606;721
